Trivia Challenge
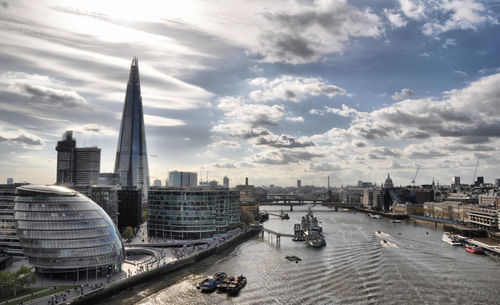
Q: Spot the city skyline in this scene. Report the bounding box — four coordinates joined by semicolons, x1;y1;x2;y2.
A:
1;1;500;186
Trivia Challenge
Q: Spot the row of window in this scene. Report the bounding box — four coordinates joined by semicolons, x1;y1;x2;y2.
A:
17;228;111;240
15;202;98;212
29;253;122;268
15;210;102;221
21;236;115;250
16;219;110;230
23;244;116;258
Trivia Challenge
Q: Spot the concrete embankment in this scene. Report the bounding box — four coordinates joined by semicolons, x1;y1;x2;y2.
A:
354;207;408;220
71;229;258;305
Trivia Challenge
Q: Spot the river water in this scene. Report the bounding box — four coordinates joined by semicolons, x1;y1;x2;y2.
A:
121;206;500;305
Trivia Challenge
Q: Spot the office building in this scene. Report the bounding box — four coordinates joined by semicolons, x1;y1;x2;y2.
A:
153;179;162;187
114;57;149;202
0;183;28;256
56;131;76;184
168;171;197;187
223;176;229;188
70;185;120;227
476;176;484;186
117;188;142;231
452;176;461;187
98;173;119;185
14;185;124;278
148;187;240;239
6;178;13;185
56;131;101;185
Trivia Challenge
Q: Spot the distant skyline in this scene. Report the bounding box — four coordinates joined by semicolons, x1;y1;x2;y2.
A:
1;0;500;187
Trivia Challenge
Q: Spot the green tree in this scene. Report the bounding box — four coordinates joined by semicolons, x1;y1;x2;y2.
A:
141;211;147;223
0;266;37;296
122;226;134;242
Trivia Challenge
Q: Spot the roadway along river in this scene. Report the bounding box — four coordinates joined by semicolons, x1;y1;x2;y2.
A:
110;206;500;305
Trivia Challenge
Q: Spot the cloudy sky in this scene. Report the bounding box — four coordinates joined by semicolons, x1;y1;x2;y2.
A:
1;0;500;187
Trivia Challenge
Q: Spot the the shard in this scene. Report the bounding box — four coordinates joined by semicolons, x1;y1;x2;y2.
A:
114;57;149;201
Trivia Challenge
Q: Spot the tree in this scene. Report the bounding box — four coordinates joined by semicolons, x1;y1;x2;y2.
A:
141;211;147;223
122;226;134;242
240;209;254;224
0;266;36;296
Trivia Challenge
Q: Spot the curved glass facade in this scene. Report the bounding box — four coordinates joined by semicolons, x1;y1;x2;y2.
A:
148;188;240;240
14;185;125;272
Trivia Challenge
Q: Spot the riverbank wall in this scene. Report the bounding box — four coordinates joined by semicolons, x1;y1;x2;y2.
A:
71;229;258;305
353;207;408;220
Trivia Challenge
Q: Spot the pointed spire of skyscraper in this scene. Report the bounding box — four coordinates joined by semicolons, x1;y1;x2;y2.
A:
114;57;149;201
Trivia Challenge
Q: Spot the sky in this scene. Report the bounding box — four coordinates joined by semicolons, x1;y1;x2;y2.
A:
0;0;500;187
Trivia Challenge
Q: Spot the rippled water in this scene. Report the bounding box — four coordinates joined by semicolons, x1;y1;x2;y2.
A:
130;206;500;305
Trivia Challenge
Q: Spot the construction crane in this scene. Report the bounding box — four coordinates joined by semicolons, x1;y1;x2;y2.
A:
411;165;420;186
472;159;480;185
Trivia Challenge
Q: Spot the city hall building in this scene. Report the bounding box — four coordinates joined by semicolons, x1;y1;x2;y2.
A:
147;187;240;240
14;185;125;279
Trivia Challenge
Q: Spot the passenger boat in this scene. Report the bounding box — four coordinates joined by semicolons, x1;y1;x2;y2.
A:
198;272;226;292
465;245;484;254
371;214;382;219
217;275;235;292
226;275;247;296
285;255;302;263
442;232;461;246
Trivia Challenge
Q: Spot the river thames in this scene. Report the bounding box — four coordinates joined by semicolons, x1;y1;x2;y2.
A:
106;206;500;305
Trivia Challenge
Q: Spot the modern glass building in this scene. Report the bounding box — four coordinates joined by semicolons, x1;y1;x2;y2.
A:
148;188;240;240
0;183;27;256
114;57;149;202
14;185;125;278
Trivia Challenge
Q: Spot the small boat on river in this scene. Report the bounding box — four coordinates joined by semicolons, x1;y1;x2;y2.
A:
285;255;302;263
466;245;484;254
226;274;247;296
197;272;226;292
442;232;461;246
217;275;235;292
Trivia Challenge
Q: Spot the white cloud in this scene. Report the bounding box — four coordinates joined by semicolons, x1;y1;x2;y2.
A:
286;116;304;122
310;104;361;118
144;114;185;127
392;88;415;100
398;0;426;20
422;0;496;36
453;70;468;77
442;38;456;49
249;75;347;103
384;9;408;28
0;130;45;148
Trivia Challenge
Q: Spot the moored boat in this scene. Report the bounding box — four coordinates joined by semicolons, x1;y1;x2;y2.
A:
217;275;235;292
442;232;461;246
198;272;226;292
466;245;484;254
226;274;247;296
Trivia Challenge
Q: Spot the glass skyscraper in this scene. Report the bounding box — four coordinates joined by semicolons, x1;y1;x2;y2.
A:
114;57;149;201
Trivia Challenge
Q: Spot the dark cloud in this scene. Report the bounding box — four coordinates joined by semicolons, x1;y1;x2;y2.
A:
407;150;448;159
305;162;340;172
252;150;323;165
368;154;385;160
214;162;237;168
0;133;44;147
12;82;89;108
371;147;400;157
0;1;8;9
240;128;270;139
256;134;314;149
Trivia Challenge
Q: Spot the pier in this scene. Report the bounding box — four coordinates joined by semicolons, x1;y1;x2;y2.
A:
456;235;500;259
261;228;294;246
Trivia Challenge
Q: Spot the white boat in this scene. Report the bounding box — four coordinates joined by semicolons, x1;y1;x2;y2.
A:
371;215;382;219
442;232;461;246
391;219;402;223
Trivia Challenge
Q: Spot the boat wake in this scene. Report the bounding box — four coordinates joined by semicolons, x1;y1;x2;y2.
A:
380;240;399;248
375;231;392;239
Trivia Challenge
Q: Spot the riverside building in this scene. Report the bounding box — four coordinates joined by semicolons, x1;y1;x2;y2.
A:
14;185;125;279
147;187;240;240
0;183;28;256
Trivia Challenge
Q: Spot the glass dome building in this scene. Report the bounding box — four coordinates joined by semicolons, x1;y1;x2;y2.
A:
14;185;125;278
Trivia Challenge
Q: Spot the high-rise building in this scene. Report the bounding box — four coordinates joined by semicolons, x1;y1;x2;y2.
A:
452;176;461;186
114;57;149;202
56;131;101;185
476;176;484;186
153;179;162;187
297;180;302;188
69;185;120;227
56;131;76;184
223;176;229;188
6;178;13;185
74;147;100;185
117;188;142;231
0;183;28;256
99;173;119;185
495;178;500;188
168;171;197;187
